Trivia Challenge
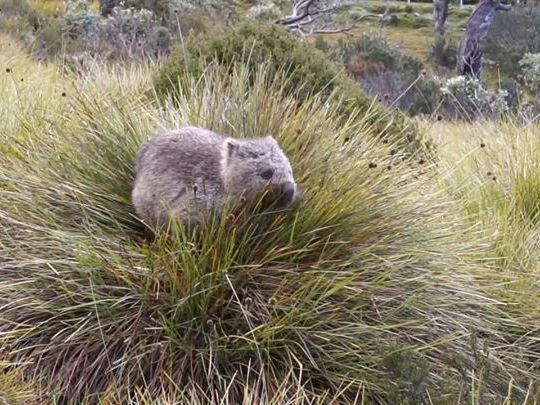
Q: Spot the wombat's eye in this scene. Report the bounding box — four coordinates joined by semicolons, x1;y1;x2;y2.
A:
260;169;274;180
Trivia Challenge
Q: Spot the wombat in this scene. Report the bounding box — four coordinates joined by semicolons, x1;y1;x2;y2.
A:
132;126;298;229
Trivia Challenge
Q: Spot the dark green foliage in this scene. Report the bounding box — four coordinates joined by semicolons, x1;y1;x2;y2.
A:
388;14;400;26
154;21;430;155
340;35;424;76
411;15;431;28
100;0;169;20
405;77;444;116
429;35;457;69
0;0;33;16
484;4;540;79
0;0;43;32
383;349;431;402
0;0;65;57
155;21;358;102
499;77;521;111
337;35;441;117
99;0;120;16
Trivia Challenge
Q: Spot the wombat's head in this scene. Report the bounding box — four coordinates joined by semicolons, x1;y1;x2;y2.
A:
221;136;298;208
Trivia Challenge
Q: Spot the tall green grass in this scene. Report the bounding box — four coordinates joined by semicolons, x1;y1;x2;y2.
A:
428;120;540;310
0;39;539;402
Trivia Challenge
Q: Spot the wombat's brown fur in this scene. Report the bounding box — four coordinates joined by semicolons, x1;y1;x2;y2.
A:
132;126;298;229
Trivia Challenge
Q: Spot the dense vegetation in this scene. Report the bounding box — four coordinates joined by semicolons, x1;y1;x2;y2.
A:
0;0;539;403
153;21;430;155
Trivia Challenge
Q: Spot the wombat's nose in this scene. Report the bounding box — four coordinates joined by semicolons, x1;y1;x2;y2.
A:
278;181;296;207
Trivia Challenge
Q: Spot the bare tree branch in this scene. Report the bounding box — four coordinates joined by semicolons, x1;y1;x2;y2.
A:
280;0;317;25
295;25;355;37
279;0;387;37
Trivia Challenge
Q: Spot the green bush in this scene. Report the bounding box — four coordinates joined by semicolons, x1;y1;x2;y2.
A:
499;77;521;111
0;0;66;58
411;15;431;28
0;0;33;17
338;35;437;117
153;21;430;156
340;35;423;76
388;14;400;26
100;0;169;19
484;4;540;79
0;0;43;34
440;75;509;120
429;35;457;69
100;0;238;26
519;52;540;96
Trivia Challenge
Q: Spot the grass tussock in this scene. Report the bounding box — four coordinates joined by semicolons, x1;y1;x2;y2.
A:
0;44;539;403
428;121;540;322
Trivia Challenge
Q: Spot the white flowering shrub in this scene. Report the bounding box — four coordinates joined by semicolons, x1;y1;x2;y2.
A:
64;0;100;38
100;6;170;59
169;0;235;13
519;53;540;96
441;76;509;119
64;0;171;60
247;1;282;21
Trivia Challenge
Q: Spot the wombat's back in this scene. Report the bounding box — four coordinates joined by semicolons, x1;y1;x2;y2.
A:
132;127;226;228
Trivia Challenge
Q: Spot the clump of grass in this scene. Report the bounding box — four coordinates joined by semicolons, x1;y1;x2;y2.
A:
0;366;38;403
0;56;538;402
426;120;540;355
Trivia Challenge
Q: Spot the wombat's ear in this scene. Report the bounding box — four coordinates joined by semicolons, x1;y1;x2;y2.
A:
224;138;240;160
265;136;280;147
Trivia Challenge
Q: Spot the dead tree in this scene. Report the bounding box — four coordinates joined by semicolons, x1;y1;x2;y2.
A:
433;0;450;36
278;0;389;37
457;0;511;78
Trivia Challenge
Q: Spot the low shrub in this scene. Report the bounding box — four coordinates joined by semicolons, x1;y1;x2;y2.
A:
498;77;521;112
0;0;66;60
0;0;45;35
338;35;439;117
411;15;431;28
429;35;457;69
484;4;540;79
101;0;239;26
519;52;540;96
0;0;35;17
62;0;172;60
153;21;431;156
440;76;509;120
246;0;282;21
64;0;100;38
340;35;423;77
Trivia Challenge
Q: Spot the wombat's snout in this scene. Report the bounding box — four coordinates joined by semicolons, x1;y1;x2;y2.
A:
277;181;297;207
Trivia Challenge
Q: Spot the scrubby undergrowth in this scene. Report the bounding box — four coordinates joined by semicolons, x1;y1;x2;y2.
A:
0;38;538;403
153;21;432;157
